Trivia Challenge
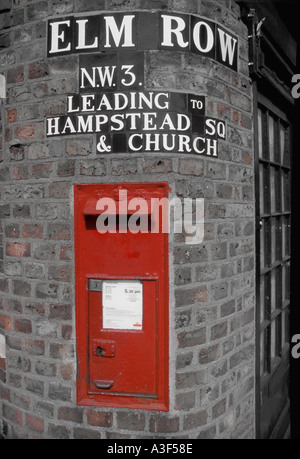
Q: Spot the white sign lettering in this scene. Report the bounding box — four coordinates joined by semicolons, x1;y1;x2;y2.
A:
47;11;238;71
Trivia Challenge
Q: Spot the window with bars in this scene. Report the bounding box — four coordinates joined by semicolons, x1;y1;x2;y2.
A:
257;103;291;379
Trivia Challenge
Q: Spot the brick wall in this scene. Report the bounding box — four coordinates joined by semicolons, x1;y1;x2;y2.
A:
0;0;255;439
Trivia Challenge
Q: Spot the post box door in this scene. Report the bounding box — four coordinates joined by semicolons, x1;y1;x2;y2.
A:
74;182;169;411
88;278;157;396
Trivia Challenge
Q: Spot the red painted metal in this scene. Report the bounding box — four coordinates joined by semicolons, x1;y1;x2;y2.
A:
74;182;169;411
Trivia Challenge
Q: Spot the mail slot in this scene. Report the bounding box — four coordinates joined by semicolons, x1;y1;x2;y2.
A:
74;183;169;411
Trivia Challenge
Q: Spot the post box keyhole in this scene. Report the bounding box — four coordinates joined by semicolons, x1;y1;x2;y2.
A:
96;346;104;356
92;339;116;358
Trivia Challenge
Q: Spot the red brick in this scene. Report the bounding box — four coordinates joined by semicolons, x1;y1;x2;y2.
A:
86;410;113;427
61;324;72;340
207;100;214;115
49;181;70;199
178;158;204;176
212;398;226;419
177;326;206;349
24;301;45;316
47;223;71;241
0;314;11;331
12;279;31;297
232;111;239;125
183;410;208;429
6;298;22;313
13;164;29;180
32;163;53;179
60;362;74;381
116;412;145;431
59;245;72;261
7;108;17;123
7;66;24;84
73;428;101;439
199;344;221;364
9;144;25;161
58;406;83;423
25;414;44;433
0;357;6;371
15;124;36;140
49;304;72;320
175;286;207;307
14;393;30;410
48;265;72;282
142;158;172;173
25;338;45;356
5;223;20;238
14;318;32;334
149;414;179;433
240;113;252;130
242;152;253;164
28;61;49;80
23;223;44;239
217;104;231;118
175;391;195;410
0;279;9;293
49;342;73;360
210;321;228;341
6;241;30;257
3;403;22;426
0;381;10;399
5;127;12;142
176;369;207;390
66;139;91;157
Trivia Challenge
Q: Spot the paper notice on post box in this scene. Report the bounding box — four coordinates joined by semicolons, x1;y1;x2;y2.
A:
102;280;143;330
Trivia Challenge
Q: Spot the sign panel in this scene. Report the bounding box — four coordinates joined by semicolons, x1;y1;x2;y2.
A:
102;280;143;330
47;11;238;71
46;10;234;157
79;52;144;91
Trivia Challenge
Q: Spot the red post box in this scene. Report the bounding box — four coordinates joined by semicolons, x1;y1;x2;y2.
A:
74;182;169;410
